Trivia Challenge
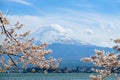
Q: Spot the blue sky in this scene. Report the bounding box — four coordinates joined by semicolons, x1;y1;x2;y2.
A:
1;0;120;47
1;0;120;15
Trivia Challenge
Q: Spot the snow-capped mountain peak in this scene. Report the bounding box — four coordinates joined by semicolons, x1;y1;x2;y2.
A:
51;24;66;33
29;24;84;45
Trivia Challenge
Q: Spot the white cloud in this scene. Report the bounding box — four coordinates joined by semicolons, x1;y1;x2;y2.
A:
9;0;32;6
7;10;120;47
85;29;94;35
73;3;95;8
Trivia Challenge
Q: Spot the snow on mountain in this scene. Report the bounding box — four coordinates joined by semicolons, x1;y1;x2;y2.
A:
30;24;86;45
29;24;115;67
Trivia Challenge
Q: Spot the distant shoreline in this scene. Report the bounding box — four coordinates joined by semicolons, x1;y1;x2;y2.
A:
1;66;120;73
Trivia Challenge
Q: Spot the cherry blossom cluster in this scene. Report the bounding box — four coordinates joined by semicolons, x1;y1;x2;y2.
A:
0;11;61;70
81;49;120;80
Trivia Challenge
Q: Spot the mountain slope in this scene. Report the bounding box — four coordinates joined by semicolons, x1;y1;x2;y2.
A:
29;24;116;68
48;43;115;68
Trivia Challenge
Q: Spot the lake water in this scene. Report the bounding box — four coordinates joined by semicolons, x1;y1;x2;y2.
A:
0;73;119;80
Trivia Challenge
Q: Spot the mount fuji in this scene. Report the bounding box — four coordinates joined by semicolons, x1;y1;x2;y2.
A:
30;24;86;45
30;24;115;68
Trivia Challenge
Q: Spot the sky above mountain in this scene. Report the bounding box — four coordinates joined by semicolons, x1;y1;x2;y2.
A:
1;0;120;47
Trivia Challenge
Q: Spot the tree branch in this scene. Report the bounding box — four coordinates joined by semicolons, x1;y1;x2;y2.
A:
7;54;17;67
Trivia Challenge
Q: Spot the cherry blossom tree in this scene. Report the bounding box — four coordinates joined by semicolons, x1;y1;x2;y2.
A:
0;11;61;72
81;39;120;80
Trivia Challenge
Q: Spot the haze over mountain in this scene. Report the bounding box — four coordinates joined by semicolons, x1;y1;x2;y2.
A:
30;24;116;67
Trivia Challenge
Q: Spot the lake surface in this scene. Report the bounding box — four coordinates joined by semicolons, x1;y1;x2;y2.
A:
0;73;119;80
